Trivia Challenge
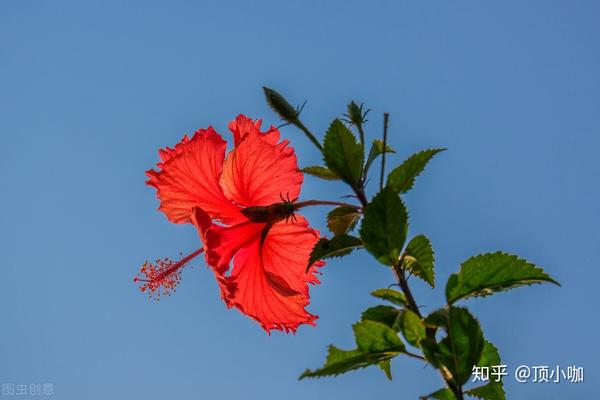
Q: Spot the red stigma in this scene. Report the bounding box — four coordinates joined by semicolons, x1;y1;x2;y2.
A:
134;248;204;300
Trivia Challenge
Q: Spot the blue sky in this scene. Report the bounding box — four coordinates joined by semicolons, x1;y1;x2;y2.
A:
1;1;598;398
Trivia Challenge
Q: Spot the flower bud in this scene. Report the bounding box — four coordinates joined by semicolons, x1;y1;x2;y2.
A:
344;101;370;126
263;86;299;123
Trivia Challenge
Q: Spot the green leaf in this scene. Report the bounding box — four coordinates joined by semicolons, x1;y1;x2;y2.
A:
301;165;341;181
300;320;405;380
371;288;407;306
323;119;364;185
361;305;402;330
404;235;435;287
424;308;449;329
446;252;560;304
379;360;392;380
399;309;426;348
422;307;484;386
360;187;409;265
353;320;406;353
420;338;443;369
387;148;446;194
466;340;506;400
467;383;505;400
365;139;395;174
327;206;361;235
420;388;457;400
299;346;398;379
307;235;363;271
478;340;501;368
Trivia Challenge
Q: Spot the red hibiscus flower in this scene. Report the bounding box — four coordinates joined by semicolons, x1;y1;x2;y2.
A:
136;115;324;333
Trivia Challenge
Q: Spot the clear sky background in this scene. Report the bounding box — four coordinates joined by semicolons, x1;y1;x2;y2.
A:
1;1;599;399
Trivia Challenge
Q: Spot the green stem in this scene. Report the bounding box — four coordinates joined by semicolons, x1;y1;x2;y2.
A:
357;123;366;148
379;113;389;191
393;256;464;400
405;350;426;361
394;262;421;318
294;120;324;152
294;200;361;210
351;185;369;209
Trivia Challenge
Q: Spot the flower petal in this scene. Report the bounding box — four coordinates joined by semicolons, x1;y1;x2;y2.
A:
205;221;266;277
220;129;303;207
226;238;318;333
228;114;279;147
146;128;243;224
190;207;265;307
200;213;322;333
261;215;322;295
